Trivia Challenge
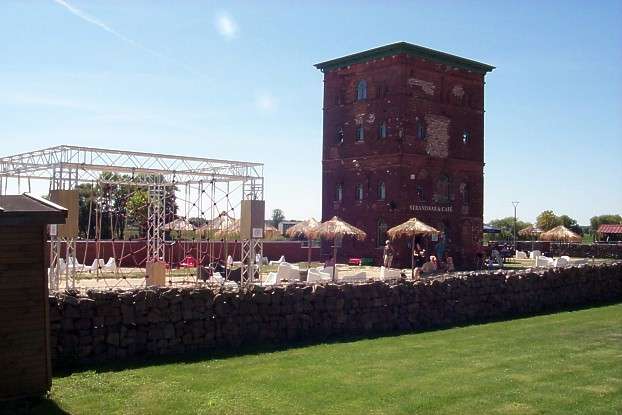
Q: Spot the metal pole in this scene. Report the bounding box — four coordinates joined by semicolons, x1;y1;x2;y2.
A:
411;235;415;279
512;201;520;251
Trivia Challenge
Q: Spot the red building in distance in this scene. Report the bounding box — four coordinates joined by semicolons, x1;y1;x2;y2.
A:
315;42;494;268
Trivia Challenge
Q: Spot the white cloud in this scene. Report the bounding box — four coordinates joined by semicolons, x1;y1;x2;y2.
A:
255;92;277;112
215;13;238;39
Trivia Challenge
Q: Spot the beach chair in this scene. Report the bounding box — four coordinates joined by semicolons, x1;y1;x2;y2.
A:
340;272;367;283
535;255;554;268
306;267;331;283
379;266;401;281
275;262;300;281
269;255;286;266
554;256;570;268
263;272;279;286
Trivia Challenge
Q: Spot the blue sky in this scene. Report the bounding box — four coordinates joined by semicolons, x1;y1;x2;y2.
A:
1;0;620;225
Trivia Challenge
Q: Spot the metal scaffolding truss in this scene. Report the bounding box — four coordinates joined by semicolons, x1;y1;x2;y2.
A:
0;145;265;290
0;145;264;189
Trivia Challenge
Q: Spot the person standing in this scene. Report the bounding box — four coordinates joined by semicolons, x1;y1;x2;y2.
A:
383;240;394;268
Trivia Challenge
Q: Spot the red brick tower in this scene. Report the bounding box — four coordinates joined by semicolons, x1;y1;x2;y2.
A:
315;42;494;268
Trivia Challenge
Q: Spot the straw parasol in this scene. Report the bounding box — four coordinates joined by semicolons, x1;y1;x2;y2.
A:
264;225;279;239
387;217;440;278
311;216;366;280
286;218;320;268
162;218;195;232
539;225;581;242
518;225;542;237
518;224;542;250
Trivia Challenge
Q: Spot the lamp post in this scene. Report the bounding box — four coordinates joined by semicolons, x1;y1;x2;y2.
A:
512;201;520;251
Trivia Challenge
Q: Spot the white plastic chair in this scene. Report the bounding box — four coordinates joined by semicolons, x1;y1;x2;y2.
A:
67;256;85;271
529;250;541;259
103;257;117;272
515;250;527;259
90;258;105;272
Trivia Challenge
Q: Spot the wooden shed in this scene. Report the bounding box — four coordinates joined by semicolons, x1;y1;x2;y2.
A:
0;193;67;400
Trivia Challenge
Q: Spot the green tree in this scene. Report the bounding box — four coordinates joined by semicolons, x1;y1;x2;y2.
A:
558;214;582;235
271;209;285;228
125;189;148;237
536;210;562;231
487;217;532;241
188;217;208;228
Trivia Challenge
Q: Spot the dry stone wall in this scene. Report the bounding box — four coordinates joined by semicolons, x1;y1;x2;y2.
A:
49;264;622;368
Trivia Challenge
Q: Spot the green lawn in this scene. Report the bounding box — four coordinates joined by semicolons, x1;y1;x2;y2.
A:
16;304;622;415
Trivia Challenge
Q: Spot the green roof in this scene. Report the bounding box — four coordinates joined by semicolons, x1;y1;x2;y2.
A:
314;42;495;74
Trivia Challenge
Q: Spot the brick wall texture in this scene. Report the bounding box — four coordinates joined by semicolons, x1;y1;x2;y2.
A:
320;52;489;268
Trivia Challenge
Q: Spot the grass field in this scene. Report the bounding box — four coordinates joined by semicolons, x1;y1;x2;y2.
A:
9;304;622;415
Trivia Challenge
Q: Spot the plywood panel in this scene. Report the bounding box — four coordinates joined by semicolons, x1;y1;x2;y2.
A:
49;189;79;238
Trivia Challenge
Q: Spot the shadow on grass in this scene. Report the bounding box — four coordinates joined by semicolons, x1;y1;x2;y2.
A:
53;300;621;378
0;396;71;415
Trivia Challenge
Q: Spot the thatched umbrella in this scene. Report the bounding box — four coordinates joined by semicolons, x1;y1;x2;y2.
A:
539;225;581;242
518;225;542;237
519;225;542;250
162;218;195;232
311;216;366;280
286;218;320;268
387;217;440;278
264;225;279;239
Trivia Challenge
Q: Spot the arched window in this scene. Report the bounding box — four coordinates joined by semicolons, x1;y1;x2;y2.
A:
462;130;470;144
460;182;470;206
335;183;343;202
355;125;365;142
377;219;388;247
356;80;367;101
336;128;344;144
378;121;387;139
435;175;450;203
355;184;364;201
377;181;386;200
416;119;426;140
